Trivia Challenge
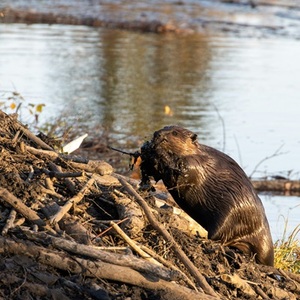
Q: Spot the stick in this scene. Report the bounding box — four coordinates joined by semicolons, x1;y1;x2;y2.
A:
12;118;53;150
26;145;88;163
2;209;17;235
0;188;45;228
140;244;198;290
115;175;219;298
42;168;84;179
50;175;96;224
48;162;76;194
22;228;180;282
110;221;161;266
0;236;216;300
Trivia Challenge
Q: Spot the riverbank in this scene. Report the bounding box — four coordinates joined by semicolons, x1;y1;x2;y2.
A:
0;109;299;299
1;0;300;38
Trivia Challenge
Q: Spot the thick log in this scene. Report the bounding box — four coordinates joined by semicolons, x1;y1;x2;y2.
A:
252;179;300;194
0;236;217;300
22;229;181;282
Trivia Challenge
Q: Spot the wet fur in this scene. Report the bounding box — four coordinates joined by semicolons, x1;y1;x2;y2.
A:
140;125;274;266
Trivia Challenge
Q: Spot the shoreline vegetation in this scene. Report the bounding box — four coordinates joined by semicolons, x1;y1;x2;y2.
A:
1;0;300;39
0;109;299;299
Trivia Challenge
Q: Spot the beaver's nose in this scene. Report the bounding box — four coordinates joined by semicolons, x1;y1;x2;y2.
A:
153;130;168;143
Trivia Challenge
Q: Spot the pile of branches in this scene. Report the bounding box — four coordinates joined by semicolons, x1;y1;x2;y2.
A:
0;110;299;300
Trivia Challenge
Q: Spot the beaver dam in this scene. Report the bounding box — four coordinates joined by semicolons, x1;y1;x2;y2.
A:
0;110;299;299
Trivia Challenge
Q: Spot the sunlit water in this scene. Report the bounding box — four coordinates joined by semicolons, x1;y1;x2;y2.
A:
0;23;299;241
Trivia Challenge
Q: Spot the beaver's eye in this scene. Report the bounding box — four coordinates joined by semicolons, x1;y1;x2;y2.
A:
154;131;161;139
172;131;178;136
191;133;197;142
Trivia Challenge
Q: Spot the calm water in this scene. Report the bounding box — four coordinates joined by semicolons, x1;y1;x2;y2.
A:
0;23;299;241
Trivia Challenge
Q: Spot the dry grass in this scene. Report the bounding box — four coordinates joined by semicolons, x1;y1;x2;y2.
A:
274;224;300;273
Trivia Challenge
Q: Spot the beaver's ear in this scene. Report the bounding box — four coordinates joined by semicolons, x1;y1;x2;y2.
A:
191;133;197;142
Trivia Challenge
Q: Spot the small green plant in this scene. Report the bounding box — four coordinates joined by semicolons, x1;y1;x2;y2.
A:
0;89;45;127
274;223;300;273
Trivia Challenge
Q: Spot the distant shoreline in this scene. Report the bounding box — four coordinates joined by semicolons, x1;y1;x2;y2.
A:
1;0;300;39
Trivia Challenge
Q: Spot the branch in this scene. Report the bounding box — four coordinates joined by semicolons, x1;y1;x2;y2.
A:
0;235;216;300
50;175;96;224
115;174;219;298
22;228;180;281
249;144;287;178
0;188;45;228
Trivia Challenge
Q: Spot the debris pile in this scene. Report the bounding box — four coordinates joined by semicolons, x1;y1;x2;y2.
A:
0;110;299;299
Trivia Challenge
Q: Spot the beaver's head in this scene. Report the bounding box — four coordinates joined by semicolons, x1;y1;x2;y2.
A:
140;126;199;184
150;125;199;157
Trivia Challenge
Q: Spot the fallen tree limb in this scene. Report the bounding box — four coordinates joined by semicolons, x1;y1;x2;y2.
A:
0;236;216;300
252;179;300;194
115;174;219;298
21;228;180;282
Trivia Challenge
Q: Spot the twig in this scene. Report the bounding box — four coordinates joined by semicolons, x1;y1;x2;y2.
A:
2;209;17;235
110;221;161;266
141;244;198;290
50;175;96;224
115;174;219;298
25;165;35;183
249;144;287;178
213;104;226;152
40;186;63;198
26;145;59;160
42;168;84;179
26;145;89;164
45;177;55;192
8;114;53;150
48;162;76;194
95;218;129;238
12;130;21;144
233;134;243;167
252;285;270;299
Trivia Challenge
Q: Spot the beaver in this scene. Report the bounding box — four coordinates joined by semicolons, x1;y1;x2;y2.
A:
140;125;274;266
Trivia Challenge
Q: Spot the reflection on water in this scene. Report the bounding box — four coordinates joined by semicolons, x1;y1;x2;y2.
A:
0;23;299;239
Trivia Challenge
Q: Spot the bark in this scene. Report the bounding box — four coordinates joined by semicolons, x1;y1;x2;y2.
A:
0;236;217;300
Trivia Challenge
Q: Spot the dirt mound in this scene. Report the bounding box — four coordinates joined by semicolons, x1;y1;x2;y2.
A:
0;110;299;299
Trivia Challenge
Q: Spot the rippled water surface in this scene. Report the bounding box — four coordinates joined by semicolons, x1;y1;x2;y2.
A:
0;23;299;240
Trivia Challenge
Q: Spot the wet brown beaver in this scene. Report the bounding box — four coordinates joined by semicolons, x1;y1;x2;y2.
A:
140;125;274;266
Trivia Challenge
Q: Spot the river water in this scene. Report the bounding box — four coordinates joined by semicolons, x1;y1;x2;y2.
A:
0;23;299;241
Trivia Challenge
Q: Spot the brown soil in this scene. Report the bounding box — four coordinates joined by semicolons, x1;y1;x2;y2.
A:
0;110;299;300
